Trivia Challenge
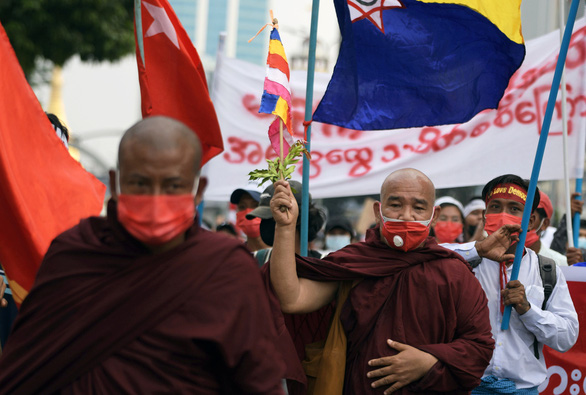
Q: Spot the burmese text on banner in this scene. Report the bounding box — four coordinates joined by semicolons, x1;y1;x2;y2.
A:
540;266;586;394
204;17;586;200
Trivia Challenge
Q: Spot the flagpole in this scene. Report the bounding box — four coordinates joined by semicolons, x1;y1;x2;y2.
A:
559;0;575;247
502;0;581;331
280;119;284;178
573;178;583;246
300;0;320;257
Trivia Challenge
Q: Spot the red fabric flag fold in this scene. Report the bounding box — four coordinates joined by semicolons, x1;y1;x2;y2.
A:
0;22;107;305
134;0;223;165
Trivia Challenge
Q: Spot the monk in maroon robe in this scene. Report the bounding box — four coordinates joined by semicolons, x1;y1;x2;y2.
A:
268;169;494;394
0;117;285;394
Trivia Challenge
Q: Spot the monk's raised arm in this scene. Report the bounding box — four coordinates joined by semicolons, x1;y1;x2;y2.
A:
269;180;338;314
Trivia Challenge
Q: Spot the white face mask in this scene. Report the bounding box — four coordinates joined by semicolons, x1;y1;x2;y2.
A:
325;234;351;251
578;237;586;250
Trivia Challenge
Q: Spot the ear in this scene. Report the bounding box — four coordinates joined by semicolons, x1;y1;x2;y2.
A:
431;205;441;226
373;201;382;226
529;212;537;230
194;176;208;207
109;169;118;201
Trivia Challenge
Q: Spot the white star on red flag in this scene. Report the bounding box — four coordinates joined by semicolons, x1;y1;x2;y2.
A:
346;0;404;34
143;1;180;49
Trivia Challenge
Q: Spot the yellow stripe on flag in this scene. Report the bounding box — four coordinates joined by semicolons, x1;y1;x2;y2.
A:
417;0;523;44
269;39;288;63
273;97;291;132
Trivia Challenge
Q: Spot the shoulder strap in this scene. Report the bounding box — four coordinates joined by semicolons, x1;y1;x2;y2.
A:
254;248;272;268
537;254;557;310
533;254;557;359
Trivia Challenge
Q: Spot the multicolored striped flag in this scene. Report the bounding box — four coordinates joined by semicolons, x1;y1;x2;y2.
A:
259;27;294;156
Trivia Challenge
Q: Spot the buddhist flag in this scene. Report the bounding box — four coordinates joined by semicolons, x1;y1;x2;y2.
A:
0;22;106;305
312;0;525;130
259;28;294;156
134;0;223;165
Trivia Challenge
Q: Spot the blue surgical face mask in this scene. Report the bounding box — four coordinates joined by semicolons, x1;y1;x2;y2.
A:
578;237;586;250
325;234;351;251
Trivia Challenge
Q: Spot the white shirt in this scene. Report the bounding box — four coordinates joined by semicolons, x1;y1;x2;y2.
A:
445;243;579;389
538;244;568;266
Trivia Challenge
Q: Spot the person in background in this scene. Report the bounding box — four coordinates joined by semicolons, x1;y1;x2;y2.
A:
246;180;326;265
230;182;269;252
463;197;486;242
525;191;568;266
46;112;69;148
324;216;355;252
545;192;584;265
431;196;465;243
215;222;239;239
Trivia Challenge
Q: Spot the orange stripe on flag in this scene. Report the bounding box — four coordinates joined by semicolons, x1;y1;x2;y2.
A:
268;53;290;80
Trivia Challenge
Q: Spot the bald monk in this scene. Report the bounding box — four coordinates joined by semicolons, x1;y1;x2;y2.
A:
268;169;494;394
0;116;285;394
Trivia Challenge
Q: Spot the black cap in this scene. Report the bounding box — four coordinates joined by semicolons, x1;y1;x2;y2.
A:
229;189;261;205
325;216;354;237
246;180;308;220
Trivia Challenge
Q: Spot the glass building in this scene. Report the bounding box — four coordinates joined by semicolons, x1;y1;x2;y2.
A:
169;0;269;66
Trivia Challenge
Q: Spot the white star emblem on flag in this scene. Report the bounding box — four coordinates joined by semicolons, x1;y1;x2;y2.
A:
346;0;404;34
143;1;180;49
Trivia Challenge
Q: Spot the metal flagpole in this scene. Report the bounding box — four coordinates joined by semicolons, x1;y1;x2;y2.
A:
300;0;321;257
502;0;581;330
559;0;575;247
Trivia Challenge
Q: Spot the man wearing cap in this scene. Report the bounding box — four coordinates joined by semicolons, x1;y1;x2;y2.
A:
267;169;495;394
246;180;325;260
463;197;486;242
450;174;578;394
230;182;268;252
525;191;568;266
324;216;355;252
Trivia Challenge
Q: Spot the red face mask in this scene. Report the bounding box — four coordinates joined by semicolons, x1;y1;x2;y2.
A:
236;209;261;238
434;221;463;243
483;213;522;235
524;218;545;247
379;206;434;252
117;194;195;246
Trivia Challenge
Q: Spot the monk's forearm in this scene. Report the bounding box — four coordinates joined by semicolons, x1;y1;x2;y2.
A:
270;224;301;312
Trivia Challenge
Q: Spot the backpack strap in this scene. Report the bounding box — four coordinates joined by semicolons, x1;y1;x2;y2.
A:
532;254;557;359
254;248;272;268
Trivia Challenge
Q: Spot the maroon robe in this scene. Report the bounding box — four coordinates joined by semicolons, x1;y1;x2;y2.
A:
266;229;494;394
0;200;285;394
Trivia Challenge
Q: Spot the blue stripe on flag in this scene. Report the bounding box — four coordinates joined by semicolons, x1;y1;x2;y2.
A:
259;91;279;114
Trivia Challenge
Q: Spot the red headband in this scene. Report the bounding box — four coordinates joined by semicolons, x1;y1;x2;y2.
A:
486;183;527;205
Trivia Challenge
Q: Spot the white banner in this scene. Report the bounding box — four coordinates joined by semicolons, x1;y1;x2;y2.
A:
204;18;586;200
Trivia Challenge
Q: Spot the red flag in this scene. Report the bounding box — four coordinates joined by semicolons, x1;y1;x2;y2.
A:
0;22;107;305
134;0;223;165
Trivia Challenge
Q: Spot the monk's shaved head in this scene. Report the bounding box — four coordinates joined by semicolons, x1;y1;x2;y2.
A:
119;116;202;174
380;168;436;205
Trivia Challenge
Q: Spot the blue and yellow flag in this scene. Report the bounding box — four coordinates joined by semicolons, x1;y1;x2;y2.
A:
313;0;525;130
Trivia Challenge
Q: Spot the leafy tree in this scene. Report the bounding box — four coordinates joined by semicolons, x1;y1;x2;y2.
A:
0;0;135;79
